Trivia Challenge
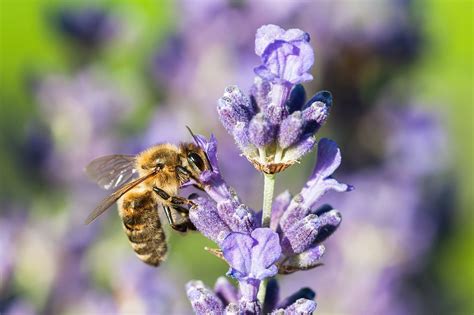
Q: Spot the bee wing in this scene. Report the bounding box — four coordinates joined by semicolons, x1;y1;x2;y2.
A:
84;171;157;225
86;154;137;190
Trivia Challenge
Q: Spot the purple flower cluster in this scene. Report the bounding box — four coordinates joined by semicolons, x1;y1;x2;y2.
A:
186;278;317;315
185;134;351;314
181;24;353;315
217;25;332;174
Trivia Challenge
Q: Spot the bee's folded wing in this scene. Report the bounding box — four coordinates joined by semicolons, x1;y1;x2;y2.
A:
85;154;137;190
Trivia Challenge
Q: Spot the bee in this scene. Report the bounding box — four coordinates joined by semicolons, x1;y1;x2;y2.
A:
85;128;211;267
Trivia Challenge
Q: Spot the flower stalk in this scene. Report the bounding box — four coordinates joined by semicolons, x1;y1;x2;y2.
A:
262;173;276;228
259;172;276;306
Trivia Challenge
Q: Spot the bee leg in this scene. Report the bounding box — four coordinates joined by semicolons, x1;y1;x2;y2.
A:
176;165;191;184
176;165;204;190
153;187;196;207
171;205;197;231
163;205;189;233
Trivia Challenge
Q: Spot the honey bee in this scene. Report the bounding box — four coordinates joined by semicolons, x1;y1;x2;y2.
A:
85;128;211;267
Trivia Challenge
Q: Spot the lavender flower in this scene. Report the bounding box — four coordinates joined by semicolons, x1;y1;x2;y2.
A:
254;25;314;85
222;228;281;311
186;277;317;315
217;25;331;174
186;132;351;314
279;138;352;233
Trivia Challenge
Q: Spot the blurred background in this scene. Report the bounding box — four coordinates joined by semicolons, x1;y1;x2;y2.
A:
0;0;472;314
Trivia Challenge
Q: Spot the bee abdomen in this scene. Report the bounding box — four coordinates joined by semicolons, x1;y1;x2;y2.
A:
118;190;167;267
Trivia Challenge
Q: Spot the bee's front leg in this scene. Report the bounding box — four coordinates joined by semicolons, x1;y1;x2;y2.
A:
175;166;205;191
153;187;196;207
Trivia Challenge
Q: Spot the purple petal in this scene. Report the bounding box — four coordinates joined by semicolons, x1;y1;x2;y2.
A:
281;139;351;228
239;278;260;304
257;42;314;85
282;28;310;43
186;280;225;315
255;24;285;56
311;138;341;179
190;197;231;245
194;135;241;206
301;139;352;208
254;65;278;82
222;229;281;282
193;133;219;172
214;276;238;305
254;25;314;85
264;83;292;125
222;232;255;279
250;228;281;279
262;41;314;84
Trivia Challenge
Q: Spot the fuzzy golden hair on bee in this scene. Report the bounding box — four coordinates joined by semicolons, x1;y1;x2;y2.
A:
84;129;211;266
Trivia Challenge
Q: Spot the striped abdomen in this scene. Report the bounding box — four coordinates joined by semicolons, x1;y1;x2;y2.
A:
118;188;167;267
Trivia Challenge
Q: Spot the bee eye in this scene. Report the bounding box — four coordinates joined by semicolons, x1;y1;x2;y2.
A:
188;152;205;171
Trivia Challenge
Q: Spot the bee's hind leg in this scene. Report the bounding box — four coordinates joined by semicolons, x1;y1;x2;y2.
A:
172;205;196;231
153;187;197;232
163;205;192;232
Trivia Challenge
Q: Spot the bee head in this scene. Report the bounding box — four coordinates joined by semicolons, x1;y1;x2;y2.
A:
180;143;209;174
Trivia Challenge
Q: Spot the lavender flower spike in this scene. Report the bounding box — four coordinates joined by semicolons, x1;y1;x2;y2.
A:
191;134;256;234
217;25;332;174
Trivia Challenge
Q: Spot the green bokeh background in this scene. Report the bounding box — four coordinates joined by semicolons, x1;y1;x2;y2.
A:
1;0;473;313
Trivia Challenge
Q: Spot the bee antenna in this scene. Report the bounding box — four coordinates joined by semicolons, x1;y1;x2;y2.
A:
186;125;198;143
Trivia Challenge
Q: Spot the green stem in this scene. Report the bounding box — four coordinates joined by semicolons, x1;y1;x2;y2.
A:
257;278;268;307
261;173;276;228
258;172;276;306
